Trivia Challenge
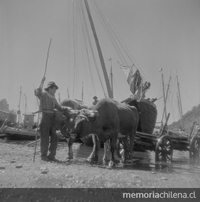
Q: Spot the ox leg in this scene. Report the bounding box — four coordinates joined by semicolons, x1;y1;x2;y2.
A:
66;137;74;160
108;136;117;168
124;136;133;164
86;134;99;164
121;137;130;163
102;140;110;165
116;139;122;159
128;131;135;162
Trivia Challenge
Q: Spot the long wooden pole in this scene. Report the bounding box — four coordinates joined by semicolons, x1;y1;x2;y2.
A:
109;58;113;98
67;88;70;98
40;38;52;89
33;38;52;162
161;75;171;124
24;94;27;115
84;0;113;98
160;68;167;123
81;82;84;101
176;71;183;129
17;86;22;126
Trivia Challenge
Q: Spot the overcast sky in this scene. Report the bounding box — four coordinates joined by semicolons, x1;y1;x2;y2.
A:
0;0;200;124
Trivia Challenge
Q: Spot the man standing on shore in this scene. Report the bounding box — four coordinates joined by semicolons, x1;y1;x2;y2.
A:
34;77;64;162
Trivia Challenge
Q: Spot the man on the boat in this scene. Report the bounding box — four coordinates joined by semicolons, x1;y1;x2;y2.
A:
92;96;98;105
34;77;65;162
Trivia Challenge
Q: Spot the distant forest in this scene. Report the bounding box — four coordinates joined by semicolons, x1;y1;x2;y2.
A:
169;104;200;132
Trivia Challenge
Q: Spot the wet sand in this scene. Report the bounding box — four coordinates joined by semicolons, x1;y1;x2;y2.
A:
1;138;200;201
0;138;200;189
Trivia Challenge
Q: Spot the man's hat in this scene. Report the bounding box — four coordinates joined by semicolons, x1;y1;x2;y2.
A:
44;81;58;91
93;96;97;99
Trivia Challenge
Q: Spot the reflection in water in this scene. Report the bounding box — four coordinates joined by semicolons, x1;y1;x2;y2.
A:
71;143;200;175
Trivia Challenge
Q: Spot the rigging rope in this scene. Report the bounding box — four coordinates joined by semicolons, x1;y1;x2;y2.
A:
92;1;127;65
179;84;196;107
112;76;123;100
92;0;149;82
78;0;96;96
79;0;108;97
67;0;71;97
72;0;78;98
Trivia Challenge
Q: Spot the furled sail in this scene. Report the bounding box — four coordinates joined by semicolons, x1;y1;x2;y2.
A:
121;66;157;134
121;66;144;100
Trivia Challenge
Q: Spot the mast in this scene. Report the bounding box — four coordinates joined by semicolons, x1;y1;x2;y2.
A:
58;93;61;104
160;68;167;123
161;75;171;124
177;93;181;117
176;72;183;129
84;0;113;98
17;86;22;125
81;82;84;101
67;88;70;98
109;58;113;98
24;94;27;115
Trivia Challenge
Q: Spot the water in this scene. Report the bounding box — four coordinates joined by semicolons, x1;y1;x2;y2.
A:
68;142;200;174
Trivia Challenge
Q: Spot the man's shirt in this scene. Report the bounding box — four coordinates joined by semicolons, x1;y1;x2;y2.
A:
34;88;62;112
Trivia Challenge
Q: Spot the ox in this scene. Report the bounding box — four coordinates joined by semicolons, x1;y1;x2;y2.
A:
59;99;91;159
59;98;112;161
60;99;123;163
60;98;90;137
70;98;139;167
61;98;89;110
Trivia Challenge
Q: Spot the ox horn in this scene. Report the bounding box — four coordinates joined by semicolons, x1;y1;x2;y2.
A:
78;114;89;121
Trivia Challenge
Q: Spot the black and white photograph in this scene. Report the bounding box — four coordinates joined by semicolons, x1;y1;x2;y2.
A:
0;0;200;201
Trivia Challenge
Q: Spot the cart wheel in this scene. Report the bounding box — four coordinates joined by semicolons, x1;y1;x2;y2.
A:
155;135;173;162
189;135;200;159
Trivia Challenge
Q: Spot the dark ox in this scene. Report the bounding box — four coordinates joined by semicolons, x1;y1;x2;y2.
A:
71;98;139;167
48;99;83;144
60;98;90;137
59;99;111;161
59;99;90;159
61;98;89;110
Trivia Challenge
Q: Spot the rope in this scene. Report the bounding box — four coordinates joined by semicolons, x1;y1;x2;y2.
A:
179;83;196;107
113;76;123;99
67;0;71;97
92;1;127;65
92;0;149;82
78;1;96;95
79;0;108;97
72;0;77;98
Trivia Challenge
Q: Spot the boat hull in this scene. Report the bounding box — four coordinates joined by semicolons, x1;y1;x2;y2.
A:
4;127;40;141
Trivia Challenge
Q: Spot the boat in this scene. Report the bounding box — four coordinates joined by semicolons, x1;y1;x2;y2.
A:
0;100;17;138
166;72;188;134
1;88;40;141
2;126;39;141
64;0;158;146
